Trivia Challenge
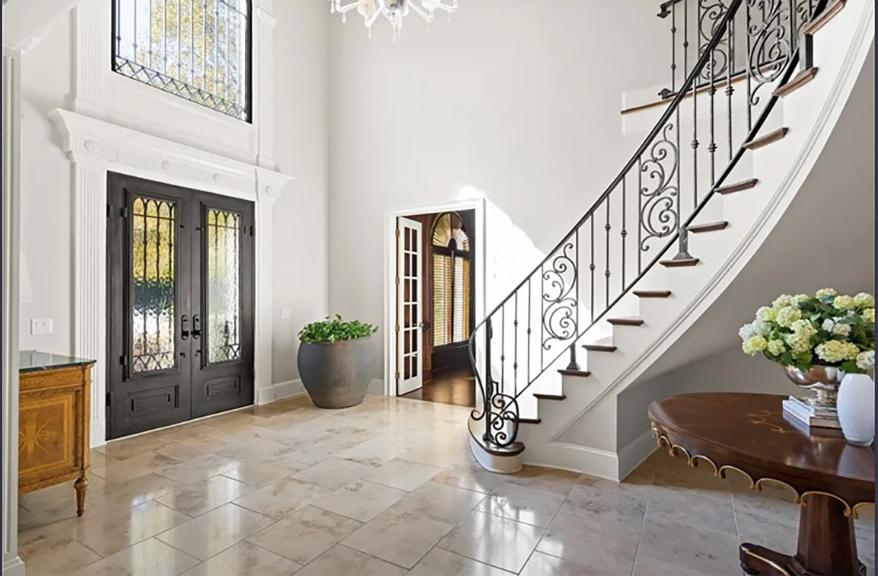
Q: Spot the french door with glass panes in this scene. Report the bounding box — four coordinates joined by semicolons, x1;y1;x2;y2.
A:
397;217;423;395
107;173;254;439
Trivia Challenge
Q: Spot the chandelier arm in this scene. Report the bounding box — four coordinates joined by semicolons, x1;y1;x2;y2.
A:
408;2;435;22
333;0;362;15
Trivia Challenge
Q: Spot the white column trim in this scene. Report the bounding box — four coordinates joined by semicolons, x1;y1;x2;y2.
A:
254;0;278;169
50;108;294;447
2;48;26;576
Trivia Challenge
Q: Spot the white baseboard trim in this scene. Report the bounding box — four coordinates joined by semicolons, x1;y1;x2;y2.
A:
618;428;658;481
522;441;620;482
256;379;305;405
4;556;26;576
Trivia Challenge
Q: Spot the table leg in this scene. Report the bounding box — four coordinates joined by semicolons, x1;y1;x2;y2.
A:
74;475;88;516
740;494;865;576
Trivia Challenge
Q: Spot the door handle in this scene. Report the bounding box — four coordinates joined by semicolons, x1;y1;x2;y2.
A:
181;315;190;340
192;314;202;339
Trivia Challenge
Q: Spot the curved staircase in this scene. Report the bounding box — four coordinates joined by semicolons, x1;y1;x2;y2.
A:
468;0;874;478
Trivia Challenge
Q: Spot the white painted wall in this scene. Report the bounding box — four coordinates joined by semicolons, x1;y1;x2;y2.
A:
327;0;672;382
270;0;330;388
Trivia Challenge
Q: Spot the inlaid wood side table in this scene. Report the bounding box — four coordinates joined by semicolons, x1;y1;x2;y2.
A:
19;350;95;516
649;393;874;576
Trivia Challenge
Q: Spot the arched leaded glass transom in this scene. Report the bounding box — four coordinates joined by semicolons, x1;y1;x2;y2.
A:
432;212;471;347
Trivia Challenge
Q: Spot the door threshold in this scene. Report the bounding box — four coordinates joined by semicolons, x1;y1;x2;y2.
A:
105;403;255;444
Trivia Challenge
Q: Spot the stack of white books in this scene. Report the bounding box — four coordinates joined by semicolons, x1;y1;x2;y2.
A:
782;395;841;429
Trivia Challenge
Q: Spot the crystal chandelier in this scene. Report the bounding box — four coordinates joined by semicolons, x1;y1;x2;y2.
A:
329;0;460;40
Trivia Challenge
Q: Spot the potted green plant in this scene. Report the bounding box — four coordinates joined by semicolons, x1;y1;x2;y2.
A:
298;315;378;408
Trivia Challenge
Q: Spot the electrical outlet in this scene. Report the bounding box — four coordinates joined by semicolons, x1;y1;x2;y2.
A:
30;318;53;336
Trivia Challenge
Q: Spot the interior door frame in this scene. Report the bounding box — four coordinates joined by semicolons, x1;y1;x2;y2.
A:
384;198;486;397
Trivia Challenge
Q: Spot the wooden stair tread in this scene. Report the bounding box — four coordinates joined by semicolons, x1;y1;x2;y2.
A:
534;393;566;401
517;417;542;424
583;344;617;352
774;67;819;98
608;317;644;326
803;0;846;35
634;290;672;298
688;221;729;233
661;257;700;267
744;127;789;151
558;368;592;377
717;178;759;195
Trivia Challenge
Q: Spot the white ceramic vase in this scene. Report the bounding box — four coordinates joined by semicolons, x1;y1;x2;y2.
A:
837;373;875;446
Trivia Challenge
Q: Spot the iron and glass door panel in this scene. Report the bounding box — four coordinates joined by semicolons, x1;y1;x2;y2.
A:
189;195;255;418
107;173;254;439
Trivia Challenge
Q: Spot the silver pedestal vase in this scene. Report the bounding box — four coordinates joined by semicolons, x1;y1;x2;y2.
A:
782;365;844;428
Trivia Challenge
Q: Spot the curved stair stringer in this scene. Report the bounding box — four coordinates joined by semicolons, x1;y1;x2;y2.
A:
514;0;875;482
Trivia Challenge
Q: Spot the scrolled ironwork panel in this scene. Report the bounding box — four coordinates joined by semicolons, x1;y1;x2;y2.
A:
747;0;793;107
639;122;680;253
540;238;578;358
700;0;732;80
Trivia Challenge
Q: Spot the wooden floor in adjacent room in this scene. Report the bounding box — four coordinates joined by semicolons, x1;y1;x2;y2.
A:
401;367;476;408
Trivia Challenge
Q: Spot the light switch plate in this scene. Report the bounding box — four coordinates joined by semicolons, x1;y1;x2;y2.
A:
280;309;292;320
31;318;53;336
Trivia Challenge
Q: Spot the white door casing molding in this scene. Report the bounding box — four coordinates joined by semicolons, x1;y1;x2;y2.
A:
50;109;293;447
384;198;486;397
2;47;26;576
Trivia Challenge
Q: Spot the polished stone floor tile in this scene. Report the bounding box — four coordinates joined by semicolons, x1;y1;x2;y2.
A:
246;506;361;565
439;510;544;573
71;537;199;576
311;479;407;522
342;506;454;569
391;481;486;524
476;481;565;527
291;457;378;491
363;457;443;491
18;524;102;576
294;544;407;576
180;540;301;576
637;515;742;575
153;453;242;485
156;503;274;560
85;472;180;510
156;475;253;517
519;550;625;576
647;484;737;535
64;499;191;557
336;437;408;467
408;548;511;576
233;476;331;519
537;509;640;569
92;450;180;483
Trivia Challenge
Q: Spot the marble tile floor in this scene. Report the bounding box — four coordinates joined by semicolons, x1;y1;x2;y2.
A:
17;394;875;576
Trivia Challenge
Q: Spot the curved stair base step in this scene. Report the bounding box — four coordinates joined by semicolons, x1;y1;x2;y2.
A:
468;417;524;474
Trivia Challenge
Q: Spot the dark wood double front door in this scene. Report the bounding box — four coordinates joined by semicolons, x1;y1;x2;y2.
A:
107;173;255;439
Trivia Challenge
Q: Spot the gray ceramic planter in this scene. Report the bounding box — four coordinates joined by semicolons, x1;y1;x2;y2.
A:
297;336;376;409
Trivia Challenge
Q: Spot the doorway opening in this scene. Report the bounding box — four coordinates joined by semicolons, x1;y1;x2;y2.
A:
106;173;255;439
394;209;477;408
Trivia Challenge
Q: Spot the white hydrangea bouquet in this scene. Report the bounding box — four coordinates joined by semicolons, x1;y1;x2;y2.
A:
739;289;875;374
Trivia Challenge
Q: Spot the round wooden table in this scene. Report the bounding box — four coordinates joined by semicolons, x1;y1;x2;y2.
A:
648;393;874;576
